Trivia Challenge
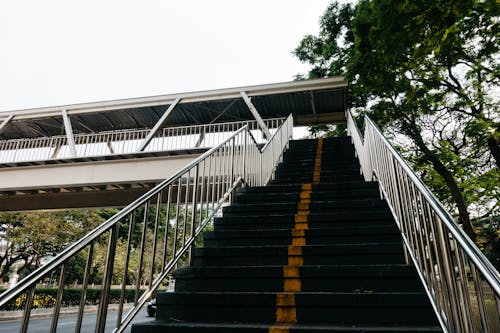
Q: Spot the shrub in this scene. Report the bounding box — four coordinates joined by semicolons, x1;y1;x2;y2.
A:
0;288;147;310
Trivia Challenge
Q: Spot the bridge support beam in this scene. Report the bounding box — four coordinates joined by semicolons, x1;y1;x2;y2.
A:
62;109;77;157
137;98;181;152
0;115;14;135
194;127;205;147
240;91;272;139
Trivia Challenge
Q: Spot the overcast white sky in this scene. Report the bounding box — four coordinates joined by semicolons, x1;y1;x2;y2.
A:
0;0;333;112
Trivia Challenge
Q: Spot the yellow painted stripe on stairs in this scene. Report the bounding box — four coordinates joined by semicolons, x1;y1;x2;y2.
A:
313;137;323;183
301;183;312;191
291;229;306;246
270;139;322;332
269;324;292;333
283;265;301;291
294;222;308;230
300;191;311;200
276;293;297;323
295;210;310;217
297;201;310;211
283;265;300;277
270;186;314;332
283;279;301;292
287;245;304;266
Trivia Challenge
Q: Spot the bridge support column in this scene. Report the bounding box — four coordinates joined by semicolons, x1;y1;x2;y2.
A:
62;109;77;157
240;91;272;139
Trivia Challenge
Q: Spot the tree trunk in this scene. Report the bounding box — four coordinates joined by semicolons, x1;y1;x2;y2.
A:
405;127;477;242
0;262;12;282
487;136;500;169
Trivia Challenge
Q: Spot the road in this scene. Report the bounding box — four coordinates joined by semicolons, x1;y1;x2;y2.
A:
0;308;152;333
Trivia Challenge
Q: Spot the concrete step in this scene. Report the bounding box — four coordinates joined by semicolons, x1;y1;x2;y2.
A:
270;174;365;184
214;212;395;230
236;181;378;194
223;199;388;214
220;206;392;219
173;264;425;293
132;322;441;333
203;225;401;247
233;188;381;203
154;291;438;326
193;243;407;266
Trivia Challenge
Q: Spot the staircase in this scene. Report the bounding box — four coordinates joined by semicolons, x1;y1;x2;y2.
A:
132;137;441;332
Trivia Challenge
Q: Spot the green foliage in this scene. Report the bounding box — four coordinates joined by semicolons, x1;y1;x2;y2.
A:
0;210;113;282
293;1;355;78
307;124;347;138
0;198;213;291
294;0;499;251
473;215;500;270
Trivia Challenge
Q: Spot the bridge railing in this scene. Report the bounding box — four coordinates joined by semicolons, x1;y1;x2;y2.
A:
347;110;500;332
0;114;293;333
0;118;284;163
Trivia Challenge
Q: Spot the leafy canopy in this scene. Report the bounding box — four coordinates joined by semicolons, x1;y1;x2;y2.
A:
294;0;499;249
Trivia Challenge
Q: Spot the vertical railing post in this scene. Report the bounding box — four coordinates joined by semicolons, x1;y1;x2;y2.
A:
259;151;263;186
149;193;163;289
182;171;191;254
242;131;247;184
189;165;199;265
229;137;235;203
363;118;374;181
173;178;182;258
50;264;66;333
135;201;150;304
96;224;119;333
471;265;490;332
76;243;94;333
117;213;135;329
20;287;35;333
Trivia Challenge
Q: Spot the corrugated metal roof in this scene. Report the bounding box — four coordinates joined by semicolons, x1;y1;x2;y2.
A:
0;77;347;139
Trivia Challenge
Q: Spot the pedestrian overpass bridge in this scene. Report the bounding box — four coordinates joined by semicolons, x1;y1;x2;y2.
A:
0;77;347;211
0;77;499;333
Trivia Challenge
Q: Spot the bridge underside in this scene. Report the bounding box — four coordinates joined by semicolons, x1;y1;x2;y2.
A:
0;181;225;211
0;151;202;211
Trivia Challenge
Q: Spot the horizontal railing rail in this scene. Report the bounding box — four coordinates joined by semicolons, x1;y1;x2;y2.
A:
347;110;500;332
0;118;285;164
0;114;293;333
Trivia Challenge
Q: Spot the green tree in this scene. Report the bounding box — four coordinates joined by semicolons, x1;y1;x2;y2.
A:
0;210;113;282
294;0;499;242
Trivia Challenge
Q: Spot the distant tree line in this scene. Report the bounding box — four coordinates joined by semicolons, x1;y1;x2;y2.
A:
0;205;206;286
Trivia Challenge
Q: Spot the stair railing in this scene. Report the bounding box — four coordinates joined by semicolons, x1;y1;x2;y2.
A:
0;114;293;333
347;110;500;332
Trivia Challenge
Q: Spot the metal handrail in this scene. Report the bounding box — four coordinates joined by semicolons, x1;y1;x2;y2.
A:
347;110;500;332
0;114;294;333
0;118;285;163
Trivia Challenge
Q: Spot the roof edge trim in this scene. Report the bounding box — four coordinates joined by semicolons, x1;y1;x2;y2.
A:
0;77;347;120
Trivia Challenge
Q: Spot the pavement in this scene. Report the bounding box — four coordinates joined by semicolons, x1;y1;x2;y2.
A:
0;306;152;333
0;303;134;321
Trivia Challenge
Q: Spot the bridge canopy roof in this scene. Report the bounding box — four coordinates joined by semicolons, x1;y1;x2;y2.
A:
0;77;347;140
